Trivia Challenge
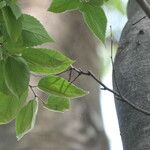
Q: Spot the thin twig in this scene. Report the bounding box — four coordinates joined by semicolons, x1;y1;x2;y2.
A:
68;68;73;82
29;85;44;103
63;27;150;115
70;65;121;98
56;67;72;75
29;85;37;98
70;73;81;83
110;26;114;64
110;26;120;97
72;64;150;115
26;30;150;115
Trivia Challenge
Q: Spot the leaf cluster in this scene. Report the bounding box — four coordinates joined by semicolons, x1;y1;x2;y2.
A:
49;0;107;42
0;0;108;140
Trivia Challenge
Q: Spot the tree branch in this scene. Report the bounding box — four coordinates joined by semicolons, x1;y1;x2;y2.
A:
136;0;150;18
70;65;150;115
61;26;150;115
29;85;44;103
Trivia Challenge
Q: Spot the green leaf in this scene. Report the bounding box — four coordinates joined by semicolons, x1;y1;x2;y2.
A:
28;62;71;75
1;6;22;42
0;1;6;9
22;48;74;74
16;99;38;140
44;95;70;112
38;75;88;98
3;36;23;54
0;90;28;124
4;56;30;98
80;4;107;42
22;48;71;67
49;0;80;13
8;1;22;19
86;0;103;6
0;60;8;95
22;14;53;47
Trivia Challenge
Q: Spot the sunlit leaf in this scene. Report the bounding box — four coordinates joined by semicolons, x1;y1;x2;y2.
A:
0;90;28;124
22;14;53;47
16;99;38;140
22;48;74;74
80;4;107;42
44;95;70;112
49;0;80;13
38;75;88;98
28;62;71;75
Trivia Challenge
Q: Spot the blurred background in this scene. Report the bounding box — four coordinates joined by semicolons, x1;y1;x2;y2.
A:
0;0;128;149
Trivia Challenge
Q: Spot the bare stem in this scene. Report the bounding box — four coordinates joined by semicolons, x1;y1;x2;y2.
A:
29;85;44;103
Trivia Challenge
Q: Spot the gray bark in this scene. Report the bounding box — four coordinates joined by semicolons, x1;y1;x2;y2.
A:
114;0;150;149
0;1;109;150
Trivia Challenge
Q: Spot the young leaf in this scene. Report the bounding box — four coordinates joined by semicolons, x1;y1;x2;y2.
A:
16;99;38;140
4;56;30;98
0;90;28;124
1;6;22;42
44;95;70;112
80;4;107;42
38;75;88;98
22;48;74;74
49;0;80;13
22;14;53;47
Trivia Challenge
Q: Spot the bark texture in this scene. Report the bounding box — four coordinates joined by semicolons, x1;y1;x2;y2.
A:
114;0;150;149
0;1;109;150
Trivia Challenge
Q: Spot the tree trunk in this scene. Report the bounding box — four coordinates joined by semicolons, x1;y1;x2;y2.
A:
0;1;109;150
114;0;150;149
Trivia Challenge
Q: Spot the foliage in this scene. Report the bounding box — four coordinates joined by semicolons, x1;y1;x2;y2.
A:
105;0;126;14
49;0;107;42
0;0;111;139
